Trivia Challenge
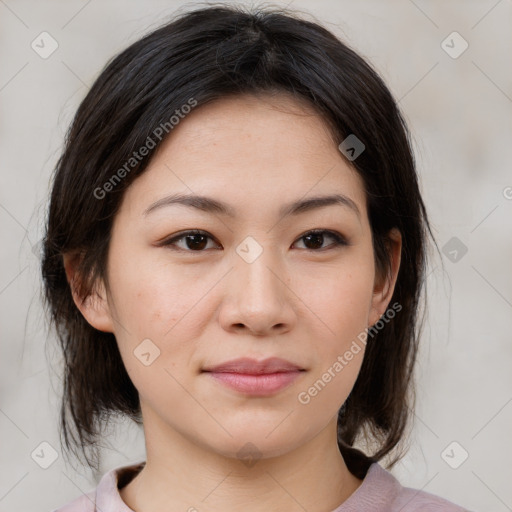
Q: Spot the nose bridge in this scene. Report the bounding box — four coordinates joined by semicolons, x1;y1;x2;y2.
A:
221;235;293;333
236;235;283;303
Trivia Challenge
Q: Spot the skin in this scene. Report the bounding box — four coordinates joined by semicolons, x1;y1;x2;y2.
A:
65;92;401;512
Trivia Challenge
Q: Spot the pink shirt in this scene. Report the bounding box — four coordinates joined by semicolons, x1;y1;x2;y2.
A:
52;461;472;511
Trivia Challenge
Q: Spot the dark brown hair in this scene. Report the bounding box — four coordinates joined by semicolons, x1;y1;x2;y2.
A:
41;3;439;478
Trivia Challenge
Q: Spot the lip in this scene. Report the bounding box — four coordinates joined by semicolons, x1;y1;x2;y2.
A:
202;357;304;374
202;357;306;396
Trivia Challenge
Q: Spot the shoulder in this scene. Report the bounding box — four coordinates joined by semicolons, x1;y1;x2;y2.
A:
391;484;471;511
51;461;145;512
51;490;96;512
373;463;472;512
338;462;472;512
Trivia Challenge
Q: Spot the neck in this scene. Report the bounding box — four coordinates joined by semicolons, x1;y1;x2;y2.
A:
120;412;363;512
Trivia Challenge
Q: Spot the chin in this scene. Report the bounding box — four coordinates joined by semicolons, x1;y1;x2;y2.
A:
205;428;305;463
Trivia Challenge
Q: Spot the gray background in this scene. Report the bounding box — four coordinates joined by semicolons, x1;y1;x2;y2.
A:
1;1;511;511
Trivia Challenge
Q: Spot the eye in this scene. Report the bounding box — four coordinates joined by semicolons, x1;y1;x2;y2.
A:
293;229;348;251
160;230;220;252
159;229;347;253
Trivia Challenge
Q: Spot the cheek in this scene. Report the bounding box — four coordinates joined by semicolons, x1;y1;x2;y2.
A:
296;351;364;425
103;254;175;373
107;248;201;335
295;269;370;413
107;264;199;406
293;253;374;401
296;257;374;340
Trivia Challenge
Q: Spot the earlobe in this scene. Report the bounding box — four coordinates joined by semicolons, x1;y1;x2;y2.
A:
62;252;114;333
369;228;402;327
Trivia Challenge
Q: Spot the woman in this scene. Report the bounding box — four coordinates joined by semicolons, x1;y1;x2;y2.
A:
43;4;470;511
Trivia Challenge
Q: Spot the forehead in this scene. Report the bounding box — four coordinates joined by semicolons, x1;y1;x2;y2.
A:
120;93;367;222
168;92;337;158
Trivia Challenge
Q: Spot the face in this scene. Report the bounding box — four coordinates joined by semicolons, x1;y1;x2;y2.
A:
73;93;401;461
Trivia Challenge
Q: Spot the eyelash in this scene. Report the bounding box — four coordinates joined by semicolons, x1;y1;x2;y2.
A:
159;229;348;253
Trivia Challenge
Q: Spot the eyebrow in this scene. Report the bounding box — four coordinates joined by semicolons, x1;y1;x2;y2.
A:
143;192;361;221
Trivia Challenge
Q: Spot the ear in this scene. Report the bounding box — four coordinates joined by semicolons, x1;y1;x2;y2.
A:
62;252;114;333
368;228;402;327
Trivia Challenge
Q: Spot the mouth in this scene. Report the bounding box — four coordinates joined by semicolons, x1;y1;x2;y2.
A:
203;370;305;396
201;357;306;396
202;356;305;374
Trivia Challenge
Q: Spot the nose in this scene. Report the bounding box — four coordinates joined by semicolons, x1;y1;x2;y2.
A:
218;244;296;337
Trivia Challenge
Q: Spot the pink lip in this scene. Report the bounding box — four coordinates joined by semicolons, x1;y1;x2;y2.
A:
202;357;305;396
203;357;304;374
206;371;303;396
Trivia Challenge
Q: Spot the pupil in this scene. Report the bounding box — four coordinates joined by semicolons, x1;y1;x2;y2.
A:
186;234;207;250
305;233;323;249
